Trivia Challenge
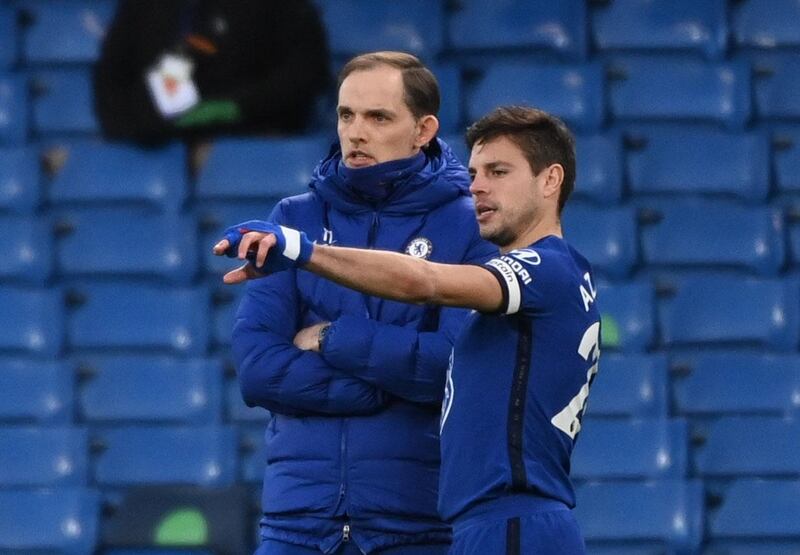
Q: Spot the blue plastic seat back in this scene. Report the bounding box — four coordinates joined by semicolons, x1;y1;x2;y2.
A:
54;208;197;283
573;418;688;480
467;63;605;131
773;126;800;195
588;353;668;418
78;356;223;424
0;214;53;284
752;53;800;120
317;0;443;60
67;282;209;355
608;57;751;127
639;199;784;275
448;0;587;59
704;541;800;555
592;0;728;59
597;281;655;352
196;136;328;202
573;132;623;204
196;201;281;275
0;426;87;486
0;487;100;554
0;147;41;213
0;5;17;69
31;68;98;134
48;141;187;210
0;286;63;356
659;275;800;350
562;204;638;280
575;479;704;551
212;283;247;347
0;73;27;145
0;358;73;422
627;127;770;200
733;0;800;50
673;352;800;416
240;424;267;484
695;416;800;477
92;425;237;486
710;479;800;538
432;64;461;135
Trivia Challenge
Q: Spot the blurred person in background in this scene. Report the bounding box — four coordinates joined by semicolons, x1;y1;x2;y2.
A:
228;51;497;554
93;0;329;145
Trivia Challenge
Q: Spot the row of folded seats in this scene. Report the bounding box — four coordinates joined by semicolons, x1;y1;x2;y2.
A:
4;52;800;142
3;0;800;67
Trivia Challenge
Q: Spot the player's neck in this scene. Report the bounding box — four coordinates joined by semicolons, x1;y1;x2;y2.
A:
501;218;562;253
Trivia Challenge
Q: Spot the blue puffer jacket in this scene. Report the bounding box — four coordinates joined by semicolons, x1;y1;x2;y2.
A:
232;139;497;554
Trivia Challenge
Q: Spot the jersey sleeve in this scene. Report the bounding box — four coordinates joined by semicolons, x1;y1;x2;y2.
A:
483;247;563;316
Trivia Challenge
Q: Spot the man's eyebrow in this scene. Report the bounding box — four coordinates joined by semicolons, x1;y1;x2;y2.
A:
365;108;396;118
337;105;352;114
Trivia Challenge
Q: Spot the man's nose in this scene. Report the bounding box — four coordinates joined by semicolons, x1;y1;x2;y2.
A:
469;176;486;195
346;116;365;143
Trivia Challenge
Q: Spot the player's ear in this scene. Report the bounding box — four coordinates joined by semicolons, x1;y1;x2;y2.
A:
414;115;439;148
542;163;564;200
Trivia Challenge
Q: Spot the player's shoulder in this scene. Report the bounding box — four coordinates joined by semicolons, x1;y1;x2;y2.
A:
272;191;325;225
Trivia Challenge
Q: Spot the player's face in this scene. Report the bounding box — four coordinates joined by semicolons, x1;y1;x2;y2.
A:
337;66;423;168
468;136;550;250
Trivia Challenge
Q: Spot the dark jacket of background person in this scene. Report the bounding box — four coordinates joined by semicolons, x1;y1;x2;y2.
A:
232;139;498;553
93;0;330;144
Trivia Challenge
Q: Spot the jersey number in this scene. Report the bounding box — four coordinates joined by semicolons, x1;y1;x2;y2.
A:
550;321;600;439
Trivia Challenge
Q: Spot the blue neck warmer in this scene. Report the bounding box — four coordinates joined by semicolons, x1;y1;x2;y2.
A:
336;150;427;204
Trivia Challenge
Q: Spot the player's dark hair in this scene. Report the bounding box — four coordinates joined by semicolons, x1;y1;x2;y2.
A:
338;51;440;119
466;106;576;214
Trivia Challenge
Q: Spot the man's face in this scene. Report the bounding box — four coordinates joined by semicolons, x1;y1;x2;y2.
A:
337;65;422;168
468;135;548;250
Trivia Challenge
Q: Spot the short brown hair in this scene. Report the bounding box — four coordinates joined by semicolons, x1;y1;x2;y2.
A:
466;106;576;214
338;51;440;119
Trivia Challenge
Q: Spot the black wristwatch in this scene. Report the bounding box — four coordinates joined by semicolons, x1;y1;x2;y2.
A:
318;323;331;351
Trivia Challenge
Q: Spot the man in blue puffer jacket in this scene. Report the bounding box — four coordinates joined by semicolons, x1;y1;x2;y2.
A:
234;52;497;554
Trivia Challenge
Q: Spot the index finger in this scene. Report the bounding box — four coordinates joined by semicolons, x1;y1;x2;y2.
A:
212;238;230;256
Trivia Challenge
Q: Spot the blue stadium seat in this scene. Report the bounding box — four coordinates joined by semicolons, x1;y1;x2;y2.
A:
54;208;198;283
673;352;800;416
710;479;800;541
31;68;98;134
575;479;704;553
573;132;623;204
705;542;800;555
48;141;187;211
447;0;587;60
733;0;800;50
589;353;668;418
562;204;638;280
573;418;688;480
211;284;246;347
78;356;223;424
626;127;770;200
592;0;728;59
92;426;237;486
0;487;100;554
196;201;280;275
0;286;63;356
0;358;73;422
0;426;87;486
0;214;53;284
21;0;116;64
196;136;327;202
67;282;209;355
0;73;27;145
639;199;785;275
227;376;269;423
432;64;461;135
467;63;605;131
0;5;16;69
659;275;800;350
0;147;41;213
773;126;800;195
240;424;267;484
752;53;800;120
608;57;751;127
694;416;800;477
597;281;655;352
317;0;443;60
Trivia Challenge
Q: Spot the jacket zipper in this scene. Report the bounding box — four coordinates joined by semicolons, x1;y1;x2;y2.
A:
338;418;348;503
342;522;351;542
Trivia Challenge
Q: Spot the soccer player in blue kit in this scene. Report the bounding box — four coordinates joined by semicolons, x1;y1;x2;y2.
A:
215;106;600;554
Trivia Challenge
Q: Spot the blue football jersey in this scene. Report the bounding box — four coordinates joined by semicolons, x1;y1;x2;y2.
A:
438;235;601;522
